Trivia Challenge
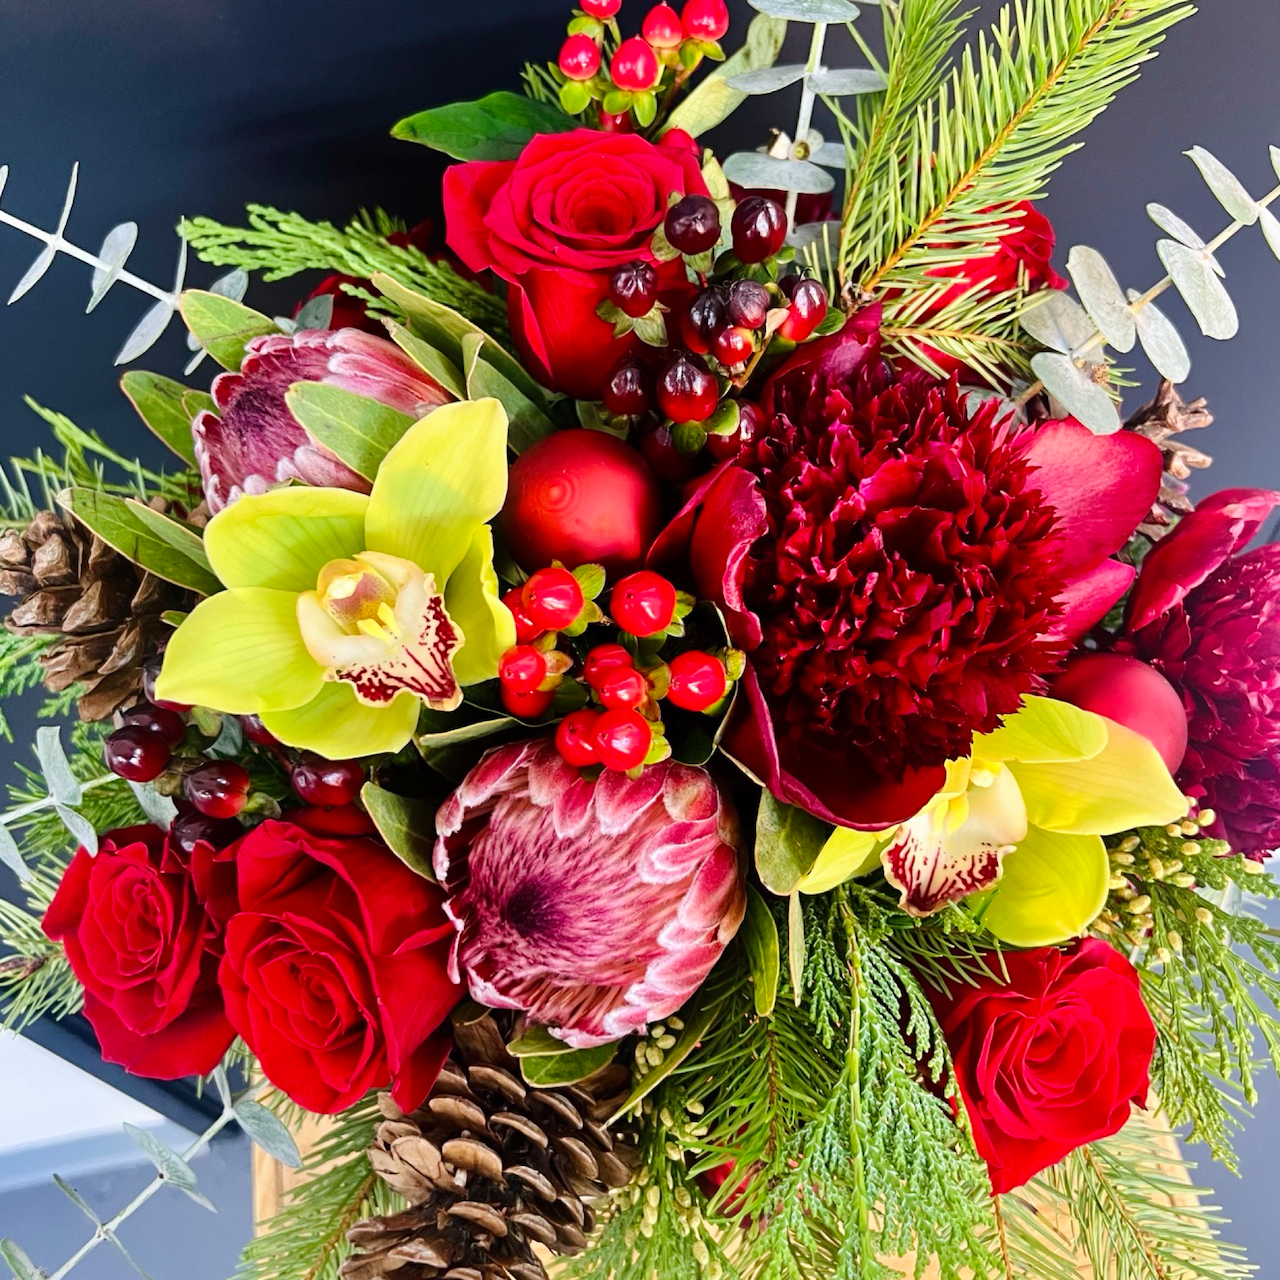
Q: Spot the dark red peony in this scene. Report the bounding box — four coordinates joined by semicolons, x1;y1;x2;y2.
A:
42;826;234;1079
931;939;1156;1193
1123;488;1280;856
667;317;1161;827
218;819;462;1114
444;129;707;400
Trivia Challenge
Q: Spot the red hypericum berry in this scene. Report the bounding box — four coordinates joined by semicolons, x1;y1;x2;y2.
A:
522;567;585;631
556;708;602;768
639;422;700;482
731;196;788;263
682;0;729;39
713;325;754;367
657;353;719;424
290;756;366;808
240;714;279;747
727;279;770;330
611;36;660;92
611;570;678;636
664;194;722;256
582;0;621;15
704;400;764;461
584;643;635;690
185;761;252;820
142;662;191;714
604;360;653;417
120;704;187;748
687;287;727;343
643;3;684;47
597;665;650;710
593;708;653;771
779;278;829;342
501;685;556;719
499;644;550;695
104;726;170;783
169;812;242;861
559;33;602;81
501;588;544;644
609;260;660;318
666;650;728;711
599;109;633;133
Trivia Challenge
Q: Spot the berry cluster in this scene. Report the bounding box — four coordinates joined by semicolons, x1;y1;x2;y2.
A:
556;0;730;127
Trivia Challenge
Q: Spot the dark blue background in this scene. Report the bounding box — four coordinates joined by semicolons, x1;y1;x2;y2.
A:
1;0;1278;1272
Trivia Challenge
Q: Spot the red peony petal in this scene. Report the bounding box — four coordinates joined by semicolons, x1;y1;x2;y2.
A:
689;467;769;649
1053;558;1135;642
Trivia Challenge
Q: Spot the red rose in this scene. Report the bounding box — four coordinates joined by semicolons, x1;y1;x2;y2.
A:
931;939;1155;1193
42;826;234;1079
444;129;707;399
219;819;462;1114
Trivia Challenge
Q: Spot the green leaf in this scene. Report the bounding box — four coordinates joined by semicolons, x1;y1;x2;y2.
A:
459;334;558;453
560;80;593;116
384;322;467;400
722;152;835;195
1021;290;1097;354
1130;290;1191;384
235;1099;303;1169
742;887;780;1017
1066;245;1135;353
750;0;859;18
664;13;788;138
360;782;437;881
787;890;805;1004
119;371;204;467
572;563;606;601
391;92;575;161
418;707;514;749
1185;146;1258;226
0;1239;42;1280
727;64;809;94
632;91;658;129
0;824;30;883
508;1025;572;1057
754;790;833;895
177;290;277;371
1031;353;1121;435
59;489;222;595
284;382;415;482
1158;239;1240;341
521;1042;619;1088
56;805;98;855
124;1123;215;1211
35;726;81;807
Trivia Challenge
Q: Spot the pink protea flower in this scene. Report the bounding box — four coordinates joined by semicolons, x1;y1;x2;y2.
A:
193;328;452;512
434;740;746;1048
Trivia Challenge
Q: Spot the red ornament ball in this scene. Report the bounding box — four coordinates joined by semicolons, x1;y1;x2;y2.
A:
501;429;663;575
559;33;602;81
611;36;661;92
1051;652;1189;773
611;570;678;636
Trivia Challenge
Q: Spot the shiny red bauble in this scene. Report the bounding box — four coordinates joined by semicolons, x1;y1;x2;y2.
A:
185;761;252;820
501;589;544;644
498;645;550;695
611;36;661;92
582;0;621;16
1051;652;1189;773
611;570;678;636
584;643;635;690
682;0;729;39
642;3;684;48
559;33;602;81
290;756;366;808
521;567;585;632
731;196;788;263
501;429;663;576
556;709;602;768
593;708;653;771
597;665;650;711
666;650;728;711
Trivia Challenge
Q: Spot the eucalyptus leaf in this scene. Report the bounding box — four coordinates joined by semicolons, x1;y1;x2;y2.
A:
116;297;177;366
213;1064;233;1110
742;887;780;1017
119;371;204;467
461;336;558;453
392;92;575;162
56;805;99;855
608;992;723;1123
123;1124;214;1210
1031;352;1121;435
1259;208;1280;262
178;290;277;371
807;67;887;96
755;791;833;895
1157;239;1240;340
1066;245;1135;353
726;64;808;94
384;322;467;400
0;824;29;883
723;152;834;195
0;1239;42;1280
520;1042;619;1088
234;1099;303;1169
1129;290;1191;384
1147;203;1206;251
788;891;805;1004
1185;146;1258;225
1272;145;1280;184
88;222;138;312
285;382;415;482
360;783;437;881
53;1174;100;1223
811;142;849;169
9;245;56;305
36;727;81;806
749;0;859;18
1020;291;1097;355
293;293;335;332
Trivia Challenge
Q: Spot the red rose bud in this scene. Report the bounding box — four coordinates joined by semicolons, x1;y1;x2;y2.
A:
499;644;551;696
612;570;678;636
105;726;171;783
522;566;586;631
682;0;729;39
604;359;653;417
664;194;722;255
611;36;661;92
501;685;556;719
643;3;684;48
597;665;650;711
185;761;252;820
727;279;770;329
609;260;660;318
593;708;654;771
666;650;728;711
501;588;544;644
582;0;621;14
657;353;719;424
731;196;788;263
556;708;602;767
559;33;602;81
713;325;755;367
778;278;829;342
585;643;636;690
290;756;366;808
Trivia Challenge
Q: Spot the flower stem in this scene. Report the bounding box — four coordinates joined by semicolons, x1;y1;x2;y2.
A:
786;23;829;230
1;774;118;826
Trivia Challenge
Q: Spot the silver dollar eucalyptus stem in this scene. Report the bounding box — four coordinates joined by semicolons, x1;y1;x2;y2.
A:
786;21;829;230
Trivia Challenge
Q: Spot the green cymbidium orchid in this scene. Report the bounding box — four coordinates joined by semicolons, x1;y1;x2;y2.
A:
155;399;515;759
800;696;1188;947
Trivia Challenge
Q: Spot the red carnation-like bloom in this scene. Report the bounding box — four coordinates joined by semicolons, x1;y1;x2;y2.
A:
660;317;1161;827
1124;488;1280;856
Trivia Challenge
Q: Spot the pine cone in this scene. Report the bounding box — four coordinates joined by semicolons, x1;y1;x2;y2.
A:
1127;381;1214;536
0;508;194;721
342;1008;637;1280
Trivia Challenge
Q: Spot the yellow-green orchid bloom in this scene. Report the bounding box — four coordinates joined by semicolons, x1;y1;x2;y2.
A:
155;399;515;759
800;696;1187;947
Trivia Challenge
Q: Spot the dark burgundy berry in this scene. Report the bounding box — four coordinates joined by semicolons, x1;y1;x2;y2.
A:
169;812;242;861
705;400;764;461
687;287;728;342
611;571;679;636
142;661;190;713
105;726;170;783
664;195;722;256
291;755;366;808
604;360;653;417
240;714;279;747
185;761;252;820
666;650;729;711
731;196;788;263
609;260;660;319
657;353;719;424
639;422;700;482
727;280;771;329
712;325;754;367
120;704;187;748
779;278;829;342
